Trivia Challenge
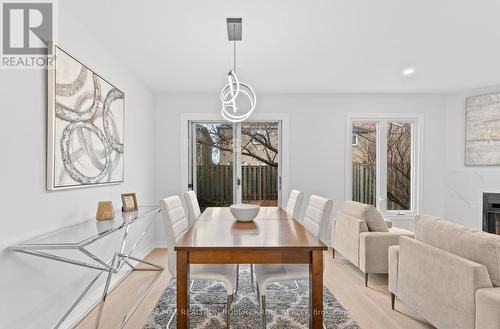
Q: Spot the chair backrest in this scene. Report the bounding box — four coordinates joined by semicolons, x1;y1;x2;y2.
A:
184;190;201;227
286;189;304;220
160;195;189;276
303;194;333;243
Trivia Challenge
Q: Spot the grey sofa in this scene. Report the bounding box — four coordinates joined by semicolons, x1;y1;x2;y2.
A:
389;215;500;329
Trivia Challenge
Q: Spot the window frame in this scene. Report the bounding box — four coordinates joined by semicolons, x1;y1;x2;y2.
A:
181;113;289;208
345;113;424;220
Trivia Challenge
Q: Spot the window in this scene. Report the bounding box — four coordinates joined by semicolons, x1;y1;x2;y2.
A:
351;122;377;206
386;122;412;211
352;135;359;146
189;121;282;209
346;114;422;218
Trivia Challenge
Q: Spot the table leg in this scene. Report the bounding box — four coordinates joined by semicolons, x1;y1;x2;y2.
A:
310;250;323;329
94;253;118;329
177;250;189;329
54;269;104;329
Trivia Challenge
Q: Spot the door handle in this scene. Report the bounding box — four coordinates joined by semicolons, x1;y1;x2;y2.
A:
378;197;385;209
234;138;241;152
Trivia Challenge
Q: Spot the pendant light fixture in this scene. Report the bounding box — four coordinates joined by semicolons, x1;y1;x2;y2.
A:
220;18;256;122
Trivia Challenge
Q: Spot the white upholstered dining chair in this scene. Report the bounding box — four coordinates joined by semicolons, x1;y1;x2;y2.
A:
160;195;237;328
254;194;333;328
285;189;304;220
184;190;201;227
242;190;303;294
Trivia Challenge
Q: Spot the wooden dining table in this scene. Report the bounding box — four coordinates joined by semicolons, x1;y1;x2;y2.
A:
174;206;327;329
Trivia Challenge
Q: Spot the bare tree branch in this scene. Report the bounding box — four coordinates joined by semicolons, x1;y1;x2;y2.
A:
196;123;279;167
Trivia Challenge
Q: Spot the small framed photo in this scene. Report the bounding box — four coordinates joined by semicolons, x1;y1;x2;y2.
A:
121;193;138;212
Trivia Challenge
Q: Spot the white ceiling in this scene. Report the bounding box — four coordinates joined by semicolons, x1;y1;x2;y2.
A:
63;0;500;93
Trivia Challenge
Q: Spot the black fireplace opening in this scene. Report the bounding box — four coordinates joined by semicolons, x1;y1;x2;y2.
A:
483;193;500;235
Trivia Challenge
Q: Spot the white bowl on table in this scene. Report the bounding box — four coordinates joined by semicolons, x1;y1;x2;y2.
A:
230;204;260;222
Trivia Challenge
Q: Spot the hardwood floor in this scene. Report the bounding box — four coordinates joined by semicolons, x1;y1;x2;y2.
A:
325;251;433;329
76;248;434;329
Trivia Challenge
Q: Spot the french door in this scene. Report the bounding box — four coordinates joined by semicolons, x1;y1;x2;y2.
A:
346;114;422;218
189;120;281;209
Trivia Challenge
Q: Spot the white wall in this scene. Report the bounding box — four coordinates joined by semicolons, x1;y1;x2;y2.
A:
444;85;500;229
0;6;156;329
154;92;446;233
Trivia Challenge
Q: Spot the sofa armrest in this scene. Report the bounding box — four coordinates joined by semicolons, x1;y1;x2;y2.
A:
384;219;393;228
397;236;493;329
359;228;414;274
388;245;399;294
332;212;368;267
476;288;500;329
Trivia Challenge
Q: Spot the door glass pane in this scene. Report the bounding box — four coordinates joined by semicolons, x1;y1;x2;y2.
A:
352;122;376;206
194;123;233;209
240;122;279;206
387;122;412;211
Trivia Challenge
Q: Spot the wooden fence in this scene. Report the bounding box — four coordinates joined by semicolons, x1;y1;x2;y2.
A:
352;164;376;206
352;163;411;210
196;165;278;207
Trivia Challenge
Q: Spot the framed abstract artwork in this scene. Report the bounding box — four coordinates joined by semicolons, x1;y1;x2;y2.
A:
465;92;500;166
47;46;124;190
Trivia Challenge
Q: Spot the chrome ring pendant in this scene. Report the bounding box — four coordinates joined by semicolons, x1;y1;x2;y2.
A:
220;70;256;122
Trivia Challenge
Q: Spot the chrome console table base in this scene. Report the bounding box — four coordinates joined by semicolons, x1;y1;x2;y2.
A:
9;207;163;329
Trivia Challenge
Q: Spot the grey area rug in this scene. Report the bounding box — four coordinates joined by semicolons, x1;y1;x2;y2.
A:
144;265;359;329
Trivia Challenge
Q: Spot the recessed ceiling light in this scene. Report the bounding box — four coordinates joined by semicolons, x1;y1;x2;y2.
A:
403;68;416;76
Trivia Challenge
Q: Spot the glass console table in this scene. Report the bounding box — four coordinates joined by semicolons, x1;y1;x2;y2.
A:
8;206;162;329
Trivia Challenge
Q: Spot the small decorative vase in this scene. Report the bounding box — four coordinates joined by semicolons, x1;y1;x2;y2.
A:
96;201;115;221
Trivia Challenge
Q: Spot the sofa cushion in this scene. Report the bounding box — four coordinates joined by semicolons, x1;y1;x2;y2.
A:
415;215;500;287
342;201;389;232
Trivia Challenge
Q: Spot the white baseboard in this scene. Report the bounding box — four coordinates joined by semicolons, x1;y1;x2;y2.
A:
150;241;168;248
62;242;158;329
